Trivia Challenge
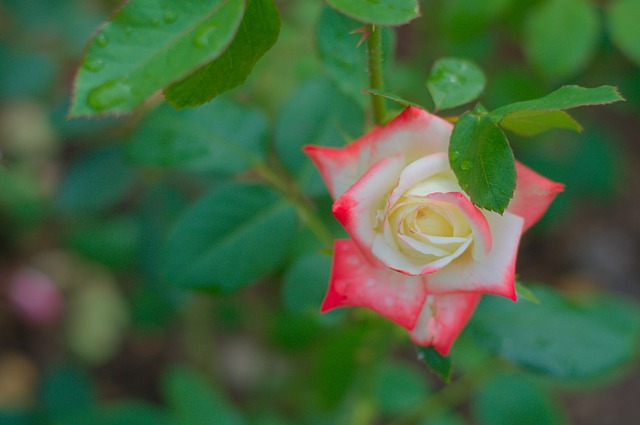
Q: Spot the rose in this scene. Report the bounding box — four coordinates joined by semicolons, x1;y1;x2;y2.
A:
304;107;563;355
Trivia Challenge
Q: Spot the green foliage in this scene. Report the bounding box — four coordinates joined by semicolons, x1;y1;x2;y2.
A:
473;374;566;425
126;98;267;173
56;147;137;215
275;78;363;195
282;252;331;314
71;0;245;116
427;57;486;111
373;360;431;414
164;183;298;292
325;0;420;26
450;106;516;213
524;0;599;80
499;110;582;137
490;85;624;117
165;0;281;109
163;367;246;425
417;346;452;382
607;0;640;67
466;285;640;379
316;7;394;108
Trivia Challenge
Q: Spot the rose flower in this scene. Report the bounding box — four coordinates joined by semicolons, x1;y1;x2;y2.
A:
304;107;563;355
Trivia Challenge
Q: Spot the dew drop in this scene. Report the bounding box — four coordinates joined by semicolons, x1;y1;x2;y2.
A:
460;160;474;171
95;33;109;47
450;150;460;162
193;22;219;47
163;9;178;24
82;57;105;72
87;79;131;111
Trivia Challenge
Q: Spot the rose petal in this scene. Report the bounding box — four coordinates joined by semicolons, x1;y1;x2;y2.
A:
409;292;481;356
322;239;429;330
509;161;564;233
303;107;452;199
333;155;406;264
425;211;524;299
426;192;492;258
387;153;452;207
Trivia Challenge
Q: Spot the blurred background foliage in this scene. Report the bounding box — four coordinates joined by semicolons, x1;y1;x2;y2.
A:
0;0;639;424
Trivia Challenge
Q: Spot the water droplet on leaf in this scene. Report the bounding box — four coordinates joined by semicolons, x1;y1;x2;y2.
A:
460;160;474;170
95;33;109;47
193;22;219;47
163;9;178;23
82;57;105;72
87;79;131;111
450;151;460;162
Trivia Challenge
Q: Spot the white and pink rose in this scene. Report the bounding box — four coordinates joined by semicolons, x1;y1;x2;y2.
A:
304;107;563;355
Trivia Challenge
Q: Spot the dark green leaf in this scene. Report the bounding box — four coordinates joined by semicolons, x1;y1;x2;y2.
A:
325;0;420;26
473;374;565;425
125;98;267;173
490;86;624;120
70;0;245;116
427;57;486;111
65;216;140;270
417;346;452;382
524;0;599;79
275;78;363;195
450;108;516;213
499;110;582;136
56;147;137;215
466;285;640;379
164;183;298;292
440;0;513;41
363;89;425;108
316;7;394;108
608;0;640;67
163;366;246;425
282;252;331;313
165;0;280;109
40;364;95;417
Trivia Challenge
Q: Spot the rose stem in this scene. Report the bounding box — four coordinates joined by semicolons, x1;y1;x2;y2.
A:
366;24;386;126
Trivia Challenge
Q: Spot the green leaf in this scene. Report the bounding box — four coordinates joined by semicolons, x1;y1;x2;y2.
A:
515;281;540;304
427;57;486;111
466;285;640;379
373;360;431;414
473;374;565;425
164;183;298;292
282;252;331;314
164;0;280;109
608;0;640;67
363;89;425;108
417;346;452;382
499;110;582;136
449;107;516;213
439;0;513;41
40;364;95;417
125;98;267;174
56;147;137;215
60;402;173;425
70;0;245;116
325;0;420;26
316;7;394;108
524;0;599;80
490;85;624;118
163;366;246;425
275;78;363;195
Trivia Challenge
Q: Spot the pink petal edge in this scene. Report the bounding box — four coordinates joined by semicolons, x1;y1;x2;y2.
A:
409;292;482;356
509;161;564;233
321;239;429;330
303;107;452;200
